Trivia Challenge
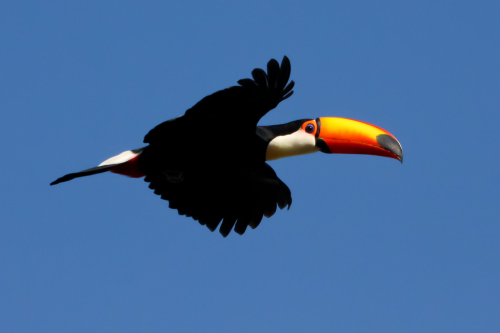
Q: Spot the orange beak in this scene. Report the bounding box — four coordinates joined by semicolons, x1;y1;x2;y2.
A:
316;117;403;162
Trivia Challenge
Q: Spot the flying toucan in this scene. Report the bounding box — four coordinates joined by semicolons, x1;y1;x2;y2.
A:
51;56;403;237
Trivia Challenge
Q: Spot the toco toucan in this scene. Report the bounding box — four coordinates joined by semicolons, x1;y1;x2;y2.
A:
51;56;403;237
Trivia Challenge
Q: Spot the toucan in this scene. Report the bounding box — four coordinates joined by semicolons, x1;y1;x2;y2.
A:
51;56;403;237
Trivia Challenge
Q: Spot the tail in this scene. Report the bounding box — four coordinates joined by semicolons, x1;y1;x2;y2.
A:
50;148;146;186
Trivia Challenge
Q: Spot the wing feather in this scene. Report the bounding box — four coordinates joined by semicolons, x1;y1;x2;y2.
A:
144;56;295;144
267;59;280;89
251;68;268;88
145;163;292;237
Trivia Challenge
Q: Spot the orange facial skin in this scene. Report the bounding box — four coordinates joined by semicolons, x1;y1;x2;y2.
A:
300;120;319;136
317;117;403;162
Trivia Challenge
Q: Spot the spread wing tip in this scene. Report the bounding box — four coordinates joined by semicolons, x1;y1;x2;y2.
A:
237;56;294;99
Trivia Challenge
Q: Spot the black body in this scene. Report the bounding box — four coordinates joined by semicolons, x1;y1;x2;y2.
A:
139;57;296;236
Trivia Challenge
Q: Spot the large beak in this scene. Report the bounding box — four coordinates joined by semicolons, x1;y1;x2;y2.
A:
316;117;403;163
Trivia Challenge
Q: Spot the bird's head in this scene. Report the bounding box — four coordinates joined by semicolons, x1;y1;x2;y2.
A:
263;117;403;162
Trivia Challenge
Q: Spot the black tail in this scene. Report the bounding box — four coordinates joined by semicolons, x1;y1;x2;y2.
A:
50;147;145;186
50;165;115;185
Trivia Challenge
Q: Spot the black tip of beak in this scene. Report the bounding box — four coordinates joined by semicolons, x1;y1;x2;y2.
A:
377;134;403;163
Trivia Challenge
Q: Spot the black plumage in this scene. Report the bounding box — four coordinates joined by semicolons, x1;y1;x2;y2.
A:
140;57;295;236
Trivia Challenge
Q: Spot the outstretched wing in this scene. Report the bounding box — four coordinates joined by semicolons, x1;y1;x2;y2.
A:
145;163;292;237
144;56;295;144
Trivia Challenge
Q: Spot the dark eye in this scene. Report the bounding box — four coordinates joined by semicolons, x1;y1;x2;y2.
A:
305;124;315;133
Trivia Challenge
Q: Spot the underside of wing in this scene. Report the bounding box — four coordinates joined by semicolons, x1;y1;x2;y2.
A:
145;163;292;237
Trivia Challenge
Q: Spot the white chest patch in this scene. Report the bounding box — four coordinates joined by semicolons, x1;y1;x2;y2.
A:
266;130;319;161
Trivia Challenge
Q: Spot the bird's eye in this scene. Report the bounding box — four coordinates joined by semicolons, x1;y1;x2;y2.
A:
305;124;315;133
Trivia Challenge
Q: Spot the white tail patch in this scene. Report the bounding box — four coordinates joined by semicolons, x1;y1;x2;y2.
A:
98;150;142;166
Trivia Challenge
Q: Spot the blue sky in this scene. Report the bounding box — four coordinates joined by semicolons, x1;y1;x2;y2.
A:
1;1;499;332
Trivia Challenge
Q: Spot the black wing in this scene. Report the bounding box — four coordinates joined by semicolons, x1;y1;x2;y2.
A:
146;163;292;237
144;56;295;144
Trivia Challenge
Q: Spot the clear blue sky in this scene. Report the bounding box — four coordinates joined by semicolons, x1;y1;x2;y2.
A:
1;1;499;332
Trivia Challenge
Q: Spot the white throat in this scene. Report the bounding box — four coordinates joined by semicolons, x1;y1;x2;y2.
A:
265;130;319;161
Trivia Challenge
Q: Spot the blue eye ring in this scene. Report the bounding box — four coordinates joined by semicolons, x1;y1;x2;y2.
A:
305;124;315;133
